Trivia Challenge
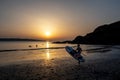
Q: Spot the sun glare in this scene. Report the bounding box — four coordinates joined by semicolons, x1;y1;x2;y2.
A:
45;31;51;36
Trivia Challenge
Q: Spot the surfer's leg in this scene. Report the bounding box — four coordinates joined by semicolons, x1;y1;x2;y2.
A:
78;61;80;64
78;56;85;62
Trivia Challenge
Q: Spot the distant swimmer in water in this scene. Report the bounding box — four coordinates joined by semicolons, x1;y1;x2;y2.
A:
36;45;38;48
29;45;32;48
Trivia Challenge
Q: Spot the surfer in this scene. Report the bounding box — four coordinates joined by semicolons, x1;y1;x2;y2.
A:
73;44;82;58
76;44;82;54
65;45;85;64
76;44;84;63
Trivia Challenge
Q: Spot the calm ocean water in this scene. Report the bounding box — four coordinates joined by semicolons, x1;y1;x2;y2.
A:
0;41;108;51
0;41;69;50
0;41;120;66
0;41;76;65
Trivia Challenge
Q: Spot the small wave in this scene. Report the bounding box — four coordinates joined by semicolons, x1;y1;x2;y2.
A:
0;46;76;52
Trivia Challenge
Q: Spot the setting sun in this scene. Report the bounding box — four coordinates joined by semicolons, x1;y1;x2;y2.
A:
45;31;51;36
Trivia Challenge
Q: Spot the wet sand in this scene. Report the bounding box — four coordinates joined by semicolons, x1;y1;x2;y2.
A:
0;48;120;80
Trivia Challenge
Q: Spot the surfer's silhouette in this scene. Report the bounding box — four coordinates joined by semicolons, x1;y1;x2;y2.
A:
76;44;82;54
65;44;85;64
74;44;82;58
76;44;84;63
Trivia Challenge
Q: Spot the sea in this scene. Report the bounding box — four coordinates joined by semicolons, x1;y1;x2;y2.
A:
0;41;120;66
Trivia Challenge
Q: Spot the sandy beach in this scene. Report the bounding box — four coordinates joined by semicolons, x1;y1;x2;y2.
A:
0;46;120;80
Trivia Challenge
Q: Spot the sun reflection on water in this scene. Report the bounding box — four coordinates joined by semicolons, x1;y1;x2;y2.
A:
46;41;49;48
46;41;50;59
46;50;50;59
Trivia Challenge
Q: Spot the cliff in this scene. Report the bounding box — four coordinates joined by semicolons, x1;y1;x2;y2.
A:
72;21;120;45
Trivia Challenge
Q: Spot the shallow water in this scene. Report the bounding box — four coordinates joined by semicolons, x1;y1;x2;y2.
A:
0;41;120;66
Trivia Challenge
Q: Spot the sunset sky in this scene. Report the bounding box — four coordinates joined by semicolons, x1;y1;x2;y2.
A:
0;0;120;41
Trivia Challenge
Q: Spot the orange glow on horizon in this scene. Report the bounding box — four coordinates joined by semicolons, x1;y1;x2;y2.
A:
20;17;83;41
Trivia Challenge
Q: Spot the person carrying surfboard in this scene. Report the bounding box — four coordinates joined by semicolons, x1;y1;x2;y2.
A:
76;44;85;63
65;45;85;64
73;44;82;58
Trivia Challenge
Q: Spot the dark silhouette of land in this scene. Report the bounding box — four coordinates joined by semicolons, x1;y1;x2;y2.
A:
54;21;120;45
0;38;44;42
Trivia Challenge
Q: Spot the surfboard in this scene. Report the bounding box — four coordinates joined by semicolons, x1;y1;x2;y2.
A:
65;46;85;63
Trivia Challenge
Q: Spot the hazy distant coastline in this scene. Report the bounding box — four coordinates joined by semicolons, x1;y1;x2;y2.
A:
0;38;44;42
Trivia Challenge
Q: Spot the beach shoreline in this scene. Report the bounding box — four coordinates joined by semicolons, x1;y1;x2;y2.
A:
0;48;120;80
